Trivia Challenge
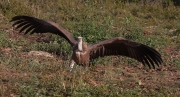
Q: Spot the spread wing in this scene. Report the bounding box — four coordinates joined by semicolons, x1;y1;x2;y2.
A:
89;37;163;68
10;15;77;46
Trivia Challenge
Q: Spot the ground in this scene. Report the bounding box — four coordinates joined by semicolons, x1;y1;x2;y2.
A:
0;0;180;96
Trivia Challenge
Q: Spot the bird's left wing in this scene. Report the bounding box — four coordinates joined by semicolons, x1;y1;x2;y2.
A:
89;37;163;68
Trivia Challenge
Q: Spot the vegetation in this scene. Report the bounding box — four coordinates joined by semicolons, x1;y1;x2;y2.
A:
0;0;180;96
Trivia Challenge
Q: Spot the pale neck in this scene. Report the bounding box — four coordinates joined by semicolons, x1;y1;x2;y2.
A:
78;39;83;51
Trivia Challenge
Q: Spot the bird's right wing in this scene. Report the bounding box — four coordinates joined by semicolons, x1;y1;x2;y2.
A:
10;15;77;46
89;37;163;69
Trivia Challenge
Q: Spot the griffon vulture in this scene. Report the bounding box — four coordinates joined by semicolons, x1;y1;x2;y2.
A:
10;15;163;70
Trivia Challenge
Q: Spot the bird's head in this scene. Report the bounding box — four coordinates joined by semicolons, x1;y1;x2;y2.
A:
77;36;83;42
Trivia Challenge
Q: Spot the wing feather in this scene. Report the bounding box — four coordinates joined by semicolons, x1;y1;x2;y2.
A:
142;46;162;66
13;20;26;27
20;23;33;33
31;24;43;34
16;21;30;30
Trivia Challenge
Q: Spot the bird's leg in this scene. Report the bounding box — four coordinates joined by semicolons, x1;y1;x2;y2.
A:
69;59;75;72
83;63;89;72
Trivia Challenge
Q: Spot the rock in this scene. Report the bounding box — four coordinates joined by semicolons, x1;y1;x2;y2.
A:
28;51;54;58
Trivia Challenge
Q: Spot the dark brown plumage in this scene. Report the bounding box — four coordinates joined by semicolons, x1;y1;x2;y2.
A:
10;15;163;69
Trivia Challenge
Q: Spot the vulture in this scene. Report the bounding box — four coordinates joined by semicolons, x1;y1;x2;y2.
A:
10;15;163;70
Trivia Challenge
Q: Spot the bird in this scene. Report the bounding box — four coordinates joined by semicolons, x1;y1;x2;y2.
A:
10;15;163;70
